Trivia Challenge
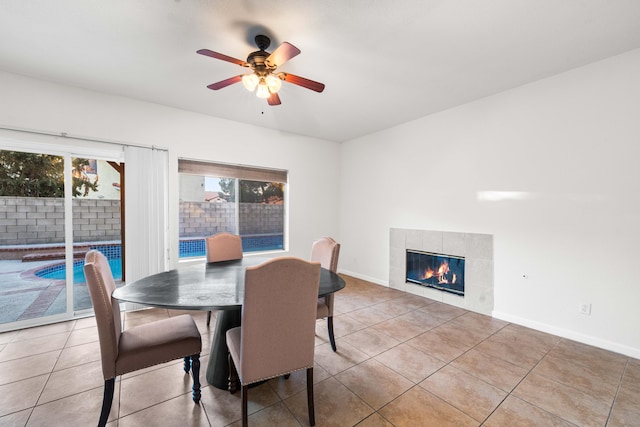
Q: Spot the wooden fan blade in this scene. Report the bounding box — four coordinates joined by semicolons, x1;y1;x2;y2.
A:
282;73;325;93
207;75;243;90
266;42;301;68
197;49;249;67
267;92;282;106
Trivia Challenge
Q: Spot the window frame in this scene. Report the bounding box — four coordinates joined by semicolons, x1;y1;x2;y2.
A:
178;159;288;258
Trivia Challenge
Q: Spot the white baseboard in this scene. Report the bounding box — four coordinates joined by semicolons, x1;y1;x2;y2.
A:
493;310;640;359
338;269;388;287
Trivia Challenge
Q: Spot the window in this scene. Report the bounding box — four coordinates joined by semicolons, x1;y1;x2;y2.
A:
178;159;287;258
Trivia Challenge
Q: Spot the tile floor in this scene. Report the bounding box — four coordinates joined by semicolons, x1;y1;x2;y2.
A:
0;275;639;426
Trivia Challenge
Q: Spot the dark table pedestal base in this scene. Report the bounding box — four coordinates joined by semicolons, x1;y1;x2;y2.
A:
206;309;241;390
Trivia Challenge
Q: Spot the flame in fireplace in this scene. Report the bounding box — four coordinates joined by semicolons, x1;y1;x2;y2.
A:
421;261;453;284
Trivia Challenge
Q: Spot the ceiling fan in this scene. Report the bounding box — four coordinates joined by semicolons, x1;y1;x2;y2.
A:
197;35;325;106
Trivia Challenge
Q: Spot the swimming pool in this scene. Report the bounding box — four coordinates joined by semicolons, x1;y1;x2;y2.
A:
36;235;284;282
179;234;284;258
35;244;124;282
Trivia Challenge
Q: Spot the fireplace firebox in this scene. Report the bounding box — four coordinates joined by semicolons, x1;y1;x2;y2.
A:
405;250;465;296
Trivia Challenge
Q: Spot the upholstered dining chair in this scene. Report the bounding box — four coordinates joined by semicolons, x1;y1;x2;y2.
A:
311;236;341;352
205;232;243;326
84;250;202;427
227;257;321;426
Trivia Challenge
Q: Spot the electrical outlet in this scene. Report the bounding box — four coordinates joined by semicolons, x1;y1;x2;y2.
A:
579;302;591;315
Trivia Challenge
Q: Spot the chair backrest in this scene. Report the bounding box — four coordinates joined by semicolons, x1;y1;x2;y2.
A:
206;232;243;263
84;250;122;380
311;237;340;273
240;257;320;384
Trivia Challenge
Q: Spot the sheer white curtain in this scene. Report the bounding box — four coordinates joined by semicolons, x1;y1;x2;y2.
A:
124;146;169;283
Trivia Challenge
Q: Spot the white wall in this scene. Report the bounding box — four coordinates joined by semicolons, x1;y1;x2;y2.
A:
339;49;640;358
0;71;341;266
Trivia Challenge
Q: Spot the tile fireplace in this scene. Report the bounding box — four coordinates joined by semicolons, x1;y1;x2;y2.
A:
390;228;494;315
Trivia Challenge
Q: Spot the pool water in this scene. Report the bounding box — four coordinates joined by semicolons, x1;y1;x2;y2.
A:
36;235;283;282
38;258;123;282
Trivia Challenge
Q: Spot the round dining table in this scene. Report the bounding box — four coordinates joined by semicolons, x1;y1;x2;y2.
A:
112;256;346;389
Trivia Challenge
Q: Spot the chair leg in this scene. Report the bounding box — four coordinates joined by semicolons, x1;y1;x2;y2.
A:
307;367;315;426
191;354;201;403
98;378;115;427
327;316;337;352
207;310;212;326
241;384;249;427
228;353;239;394
183;356;191;372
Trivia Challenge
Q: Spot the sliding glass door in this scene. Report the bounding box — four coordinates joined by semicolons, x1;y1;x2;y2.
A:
0;145;123;331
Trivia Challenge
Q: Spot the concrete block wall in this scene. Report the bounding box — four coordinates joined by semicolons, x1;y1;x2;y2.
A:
179;202;236;237
1;197;283;246
179;202;284;238
0;196;121;245
239;203;284;235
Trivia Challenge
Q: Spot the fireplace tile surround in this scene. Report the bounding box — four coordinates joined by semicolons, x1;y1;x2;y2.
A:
389;228;494;315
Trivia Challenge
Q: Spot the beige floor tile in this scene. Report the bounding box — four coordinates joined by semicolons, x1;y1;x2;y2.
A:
54;340;101;371
267;364;330;400
512;373;610;426
118;393;210;427
73;315;98;330
314;341;369;376
386;293;433;311
419;364;506;422
607;385;640;427
371;315;429;342
0;408;31;427
341;328;401;357
406;330;467;363
449;311;508;334
26;384;119;427
0;333;69;363
499;324;561;351
336;359;413;410
199;383;242;426
240;381;282;416
532;352;621;404
378;386;477;427
355;412;395;426
38;360;104;404
484;396;576;427
235;401;300;427
549;339;628;376
450;348;528;392
118;363;200;417
473;332;547;370
394;308;447;330
13;321;75;342
0;375;48;417
418;301;467;322
370;300;416;318
0;331;18;345
374;343;445;384
429;322;490;349
284;376;374;427
330;313;368;338
65;325;98;347
120;358;182;380
333;295;372;314
0;350;59;385
347;306;397;326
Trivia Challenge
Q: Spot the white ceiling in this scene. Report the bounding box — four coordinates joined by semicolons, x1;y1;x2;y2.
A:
1;1;640;142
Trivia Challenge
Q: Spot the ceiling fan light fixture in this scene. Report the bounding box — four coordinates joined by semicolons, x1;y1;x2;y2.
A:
255;79;271;98
241;74;259;91
265;74;282;93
